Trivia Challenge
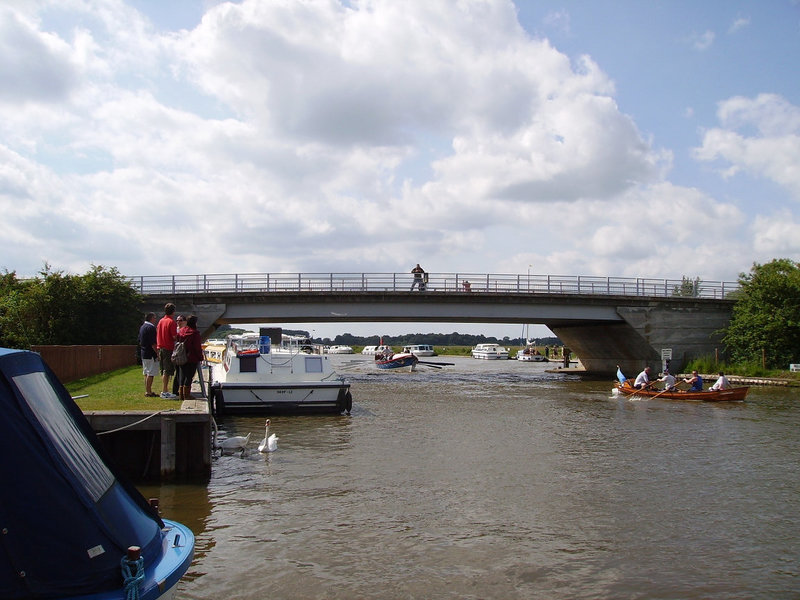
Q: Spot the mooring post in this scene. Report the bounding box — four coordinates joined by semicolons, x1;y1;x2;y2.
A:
160;417;176;480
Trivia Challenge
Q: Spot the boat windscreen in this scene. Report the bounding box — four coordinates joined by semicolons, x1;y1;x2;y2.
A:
13;371;114;501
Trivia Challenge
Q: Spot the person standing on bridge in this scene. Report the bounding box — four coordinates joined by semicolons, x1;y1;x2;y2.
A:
156;303;179;399
411;264;426;291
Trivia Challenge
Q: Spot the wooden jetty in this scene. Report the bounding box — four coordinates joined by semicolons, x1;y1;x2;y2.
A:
84;397;212;482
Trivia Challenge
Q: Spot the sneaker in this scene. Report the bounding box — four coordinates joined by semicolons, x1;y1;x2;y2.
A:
160;392;178;399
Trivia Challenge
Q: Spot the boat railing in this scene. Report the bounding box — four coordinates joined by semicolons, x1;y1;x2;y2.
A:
128;272;740;300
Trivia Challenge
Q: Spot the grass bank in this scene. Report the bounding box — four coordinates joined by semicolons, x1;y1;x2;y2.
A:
684;355;800;384
65;365;179;411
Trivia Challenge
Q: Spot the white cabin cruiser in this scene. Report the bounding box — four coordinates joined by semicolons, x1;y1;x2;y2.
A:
402;344;436;357
471;343;509;360
205;330;352;415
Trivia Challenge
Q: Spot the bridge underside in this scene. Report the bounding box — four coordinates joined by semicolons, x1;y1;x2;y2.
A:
144;292;731;376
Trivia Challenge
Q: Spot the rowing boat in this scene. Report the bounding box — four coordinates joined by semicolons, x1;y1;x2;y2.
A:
614;381;748;402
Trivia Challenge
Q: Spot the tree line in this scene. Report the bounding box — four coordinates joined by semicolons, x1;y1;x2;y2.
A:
1;260;798;370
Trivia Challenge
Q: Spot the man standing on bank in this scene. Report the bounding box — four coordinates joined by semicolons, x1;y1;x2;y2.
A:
156;303;178;399
138;312;158;397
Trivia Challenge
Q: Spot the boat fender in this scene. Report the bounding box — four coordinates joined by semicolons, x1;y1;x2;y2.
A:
345;391;352;414
121;546;145;600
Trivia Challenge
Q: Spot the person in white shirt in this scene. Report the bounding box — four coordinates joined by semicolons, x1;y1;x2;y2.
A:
709;372;731;391
659;369;677;391
634;366;653;389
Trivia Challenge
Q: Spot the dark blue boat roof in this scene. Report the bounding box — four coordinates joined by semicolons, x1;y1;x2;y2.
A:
0;347;166;599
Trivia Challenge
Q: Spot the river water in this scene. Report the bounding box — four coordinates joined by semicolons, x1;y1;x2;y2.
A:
142;356;800;599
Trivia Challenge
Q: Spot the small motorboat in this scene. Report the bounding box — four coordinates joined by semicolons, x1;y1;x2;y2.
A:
516;343;547;362
402;344;437;357
471;343;509;360
327;345;354;354
0;347;194;600
614;381;749;402
374;351;419;372
205;329;352;415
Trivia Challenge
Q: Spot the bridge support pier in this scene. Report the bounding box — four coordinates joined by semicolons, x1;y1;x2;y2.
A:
548;301;731;377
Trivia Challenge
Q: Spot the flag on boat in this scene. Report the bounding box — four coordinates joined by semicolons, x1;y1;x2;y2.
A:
616;366;627;383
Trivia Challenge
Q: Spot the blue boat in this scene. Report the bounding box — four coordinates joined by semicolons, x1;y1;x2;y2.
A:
0;347;194;600
374;351;419;372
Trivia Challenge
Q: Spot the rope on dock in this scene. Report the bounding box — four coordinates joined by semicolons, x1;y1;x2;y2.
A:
96;409;178;435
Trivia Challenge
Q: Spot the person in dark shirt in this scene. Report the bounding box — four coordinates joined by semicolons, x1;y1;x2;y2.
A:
138;312;158;397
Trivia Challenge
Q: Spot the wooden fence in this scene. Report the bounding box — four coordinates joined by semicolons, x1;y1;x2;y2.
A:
31;345;138;383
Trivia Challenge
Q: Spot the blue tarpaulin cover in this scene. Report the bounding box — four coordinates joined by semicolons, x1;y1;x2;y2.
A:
0;348;165;599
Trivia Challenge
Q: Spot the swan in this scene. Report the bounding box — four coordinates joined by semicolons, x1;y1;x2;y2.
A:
211;418;251;456
219;431;251;456
258;419;278;453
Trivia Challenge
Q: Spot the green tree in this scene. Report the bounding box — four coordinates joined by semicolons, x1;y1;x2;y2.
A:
672;276;701;297
723;259;800;368
0;264;143;347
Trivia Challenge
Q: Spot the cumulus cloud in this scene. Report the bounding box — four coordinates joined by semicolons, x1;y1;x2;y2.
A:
0;0;789;284
693;94;800;199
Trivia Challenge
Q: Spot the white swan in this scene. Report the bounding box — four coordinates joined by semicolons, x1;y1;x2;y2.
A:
258;419;278;453
211;418;251;456
219;431;251;456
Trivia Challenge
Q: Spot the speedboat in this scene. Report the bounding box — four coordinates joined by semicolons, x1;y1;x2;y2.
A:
0;347;194;600
402;344;437;357
327;345;354;354
205;330;352;415
374;350;419;372
471;343;509;360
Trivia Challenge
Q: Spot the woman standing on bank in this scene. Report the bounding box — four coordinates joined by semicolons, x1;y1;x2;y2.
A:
176;315;204;400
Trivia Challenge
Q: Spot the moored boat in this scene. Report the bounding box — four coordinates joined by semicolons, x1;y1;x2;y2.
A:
327;345;354;354
471;343;509;360
614;381;749;402
402;344;436;357
206;329;352;415
516;343;547;362
0;347;194;600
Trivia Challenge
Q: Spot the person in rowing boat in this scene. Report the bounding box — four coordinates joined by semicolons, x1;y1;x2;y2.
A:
709;372;730;391
683;370;703;391
658;369;677;391
633;366;654;389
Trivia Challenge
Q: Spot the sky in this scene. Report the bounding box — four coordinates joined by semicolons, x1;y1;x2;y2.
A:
2;0;799;340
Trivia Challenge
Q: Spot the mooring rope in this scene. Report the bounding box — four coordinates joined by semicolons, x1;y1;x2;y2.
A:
120;554;145;600
96;409;177;436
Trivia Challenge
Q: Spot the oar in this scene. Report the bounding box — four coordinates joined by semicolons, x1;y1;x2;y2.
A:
417;360;455;367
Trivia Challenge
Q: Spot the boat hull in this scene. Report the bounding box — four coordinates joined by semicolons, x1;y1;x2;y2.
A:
615;382;749;402
375;354;418;371
64;519;194;600
212;382;352;414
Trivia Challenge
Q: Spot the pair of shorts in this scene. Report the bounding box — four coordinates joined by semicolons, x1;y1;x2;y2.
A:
142;357;159;377
159;348;176;376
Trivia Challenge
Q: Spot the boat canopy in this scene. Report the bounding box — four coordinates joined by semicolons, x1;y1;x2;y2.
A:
0;347;165;599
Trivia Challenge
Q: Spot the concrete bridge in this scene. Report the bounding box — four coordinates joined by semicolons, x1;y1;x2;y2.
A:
133;272;739;376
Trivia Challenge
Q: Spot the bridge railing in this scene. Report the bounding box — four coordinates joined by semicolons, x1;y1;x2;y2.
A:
128;272;739;299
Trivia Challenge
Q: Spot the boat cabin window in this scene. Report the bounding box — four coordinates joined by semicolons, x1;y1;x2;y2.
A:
305;356;323;373
240;355;258;372
13;371;114;501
